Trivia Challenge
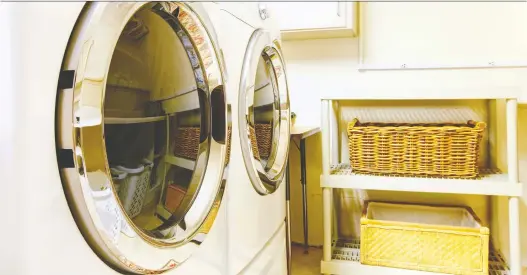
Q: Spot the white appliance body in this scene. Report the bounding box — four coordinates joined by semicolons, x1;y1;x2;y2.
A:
210;4;291;274
3;2;230;275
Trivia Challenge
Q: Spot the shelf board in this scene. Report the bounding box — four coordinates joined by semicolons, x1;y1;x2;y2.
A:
104;116;165;124
321;239;510;275
164;155;195;170
321;164;522;196
162;89;200;113
319;86;521;100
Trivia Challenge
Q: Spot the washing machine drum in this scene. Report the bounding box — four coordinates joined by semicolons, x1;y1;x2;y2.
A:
56;2;229;274
239;29;291;195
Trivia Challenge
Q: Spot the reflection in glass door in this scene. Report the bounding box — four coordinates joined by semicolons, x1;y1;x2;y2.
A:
56;2;228;273
239;29;291;195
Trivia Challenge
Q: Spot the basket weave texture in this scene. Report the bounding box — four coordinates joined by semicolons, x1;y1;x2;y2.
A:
253;123;273;159
347;119;486;179
360;202;489;274
174;124;272;161
117;168;150;219
173;127;201;160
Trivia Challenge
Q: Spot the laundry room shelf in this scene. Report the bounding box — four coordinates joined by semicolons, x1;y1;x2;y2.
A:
321;239;510;275
319;86;521;100
320;97;523;275
321;164;522;196
164;155;195;170
162;88;200;113
104;116;166;124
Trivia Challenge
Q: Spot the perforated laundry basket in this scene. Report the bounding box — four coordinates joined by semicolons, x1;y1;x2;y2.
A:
92;187;122;244
115;160;153;219
360;202;489;274
110;169;136;238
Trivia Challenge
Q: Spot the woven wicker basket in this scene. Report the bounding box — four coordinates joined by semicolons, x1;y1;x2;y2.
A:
174;124;272;161
347;119;486;179
361;202;489;274
254;124;272;159
173;127;201;160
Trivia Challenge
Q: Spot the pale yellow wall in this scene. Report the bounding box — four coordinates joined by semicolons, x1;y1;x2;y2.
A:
282;2;527;267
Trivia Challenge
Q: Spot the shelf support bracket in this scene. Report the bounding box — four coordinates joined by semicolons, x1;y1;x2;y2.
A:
321;100;332;273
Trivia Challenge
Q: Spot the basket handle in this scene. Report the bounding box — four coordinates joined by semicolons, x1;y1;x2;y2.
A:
110;168;128;180
142;159;154;169
347;118;359;134
467;120;487;130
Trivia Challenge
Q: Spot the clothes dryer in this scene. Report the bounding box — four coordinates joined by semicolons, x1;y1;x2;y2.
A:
212;4;292;274
3;2;230;274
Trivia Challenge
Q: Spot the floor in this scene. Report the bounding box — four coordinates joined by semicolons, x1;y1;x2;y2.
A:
291;244;322;275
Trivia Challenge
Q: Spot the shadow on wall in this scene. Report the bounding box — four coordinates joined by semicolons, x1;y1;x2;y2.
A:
288;133;323;246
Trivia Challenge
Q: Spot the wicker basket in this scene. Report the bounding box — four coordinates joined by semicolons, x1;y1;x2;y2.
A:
360;202;489;274
174;124;272;161
173;127;201;160
347;119;486;179
173;126;233;164
254;123;272;159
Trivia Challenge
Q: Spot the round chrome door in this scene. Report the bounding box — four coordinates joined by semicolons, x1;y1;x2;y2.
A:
239;29;290;195
56;2;229;274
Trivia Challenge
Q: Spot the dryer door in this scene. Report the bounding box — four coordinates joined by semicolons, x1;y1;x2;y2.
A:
56;2;229;274
239;29;291;195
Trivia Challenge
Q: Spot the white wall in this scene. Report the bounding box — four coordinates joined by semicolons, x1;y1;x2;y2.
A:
282;1;527;267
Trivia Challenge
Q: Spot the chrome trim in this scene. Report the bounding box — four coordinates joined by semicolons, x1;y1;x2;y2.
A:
56;2;229;274
238;29;290;195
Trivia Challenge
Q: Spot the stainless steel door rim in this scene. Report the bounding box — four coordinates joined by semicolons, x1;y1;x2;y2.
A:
56;2;229;273
238;29;290;195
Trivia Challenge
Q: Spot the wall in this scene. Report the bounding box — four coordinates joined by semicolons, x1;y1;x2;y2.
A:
282;1;527;266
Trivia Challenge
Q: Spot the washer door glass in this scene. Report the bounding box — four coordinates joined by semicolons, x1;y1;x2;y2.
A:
239;29;290;195
56;2;228;274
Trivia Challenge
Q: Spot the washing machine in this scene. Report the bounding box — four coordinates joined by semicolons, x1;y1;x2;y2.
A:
210;3;292;274
2;2;231;274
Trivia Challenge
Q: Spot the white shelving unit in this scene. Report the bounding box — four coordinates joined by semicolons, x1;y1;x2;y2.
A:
164;155;195;170
324;164;520;197
320;88;523;275
321;86;522;101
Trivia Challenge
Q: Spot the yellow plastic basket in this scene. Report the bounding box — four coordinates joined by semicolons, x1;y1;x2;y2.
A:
360;202;489;274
